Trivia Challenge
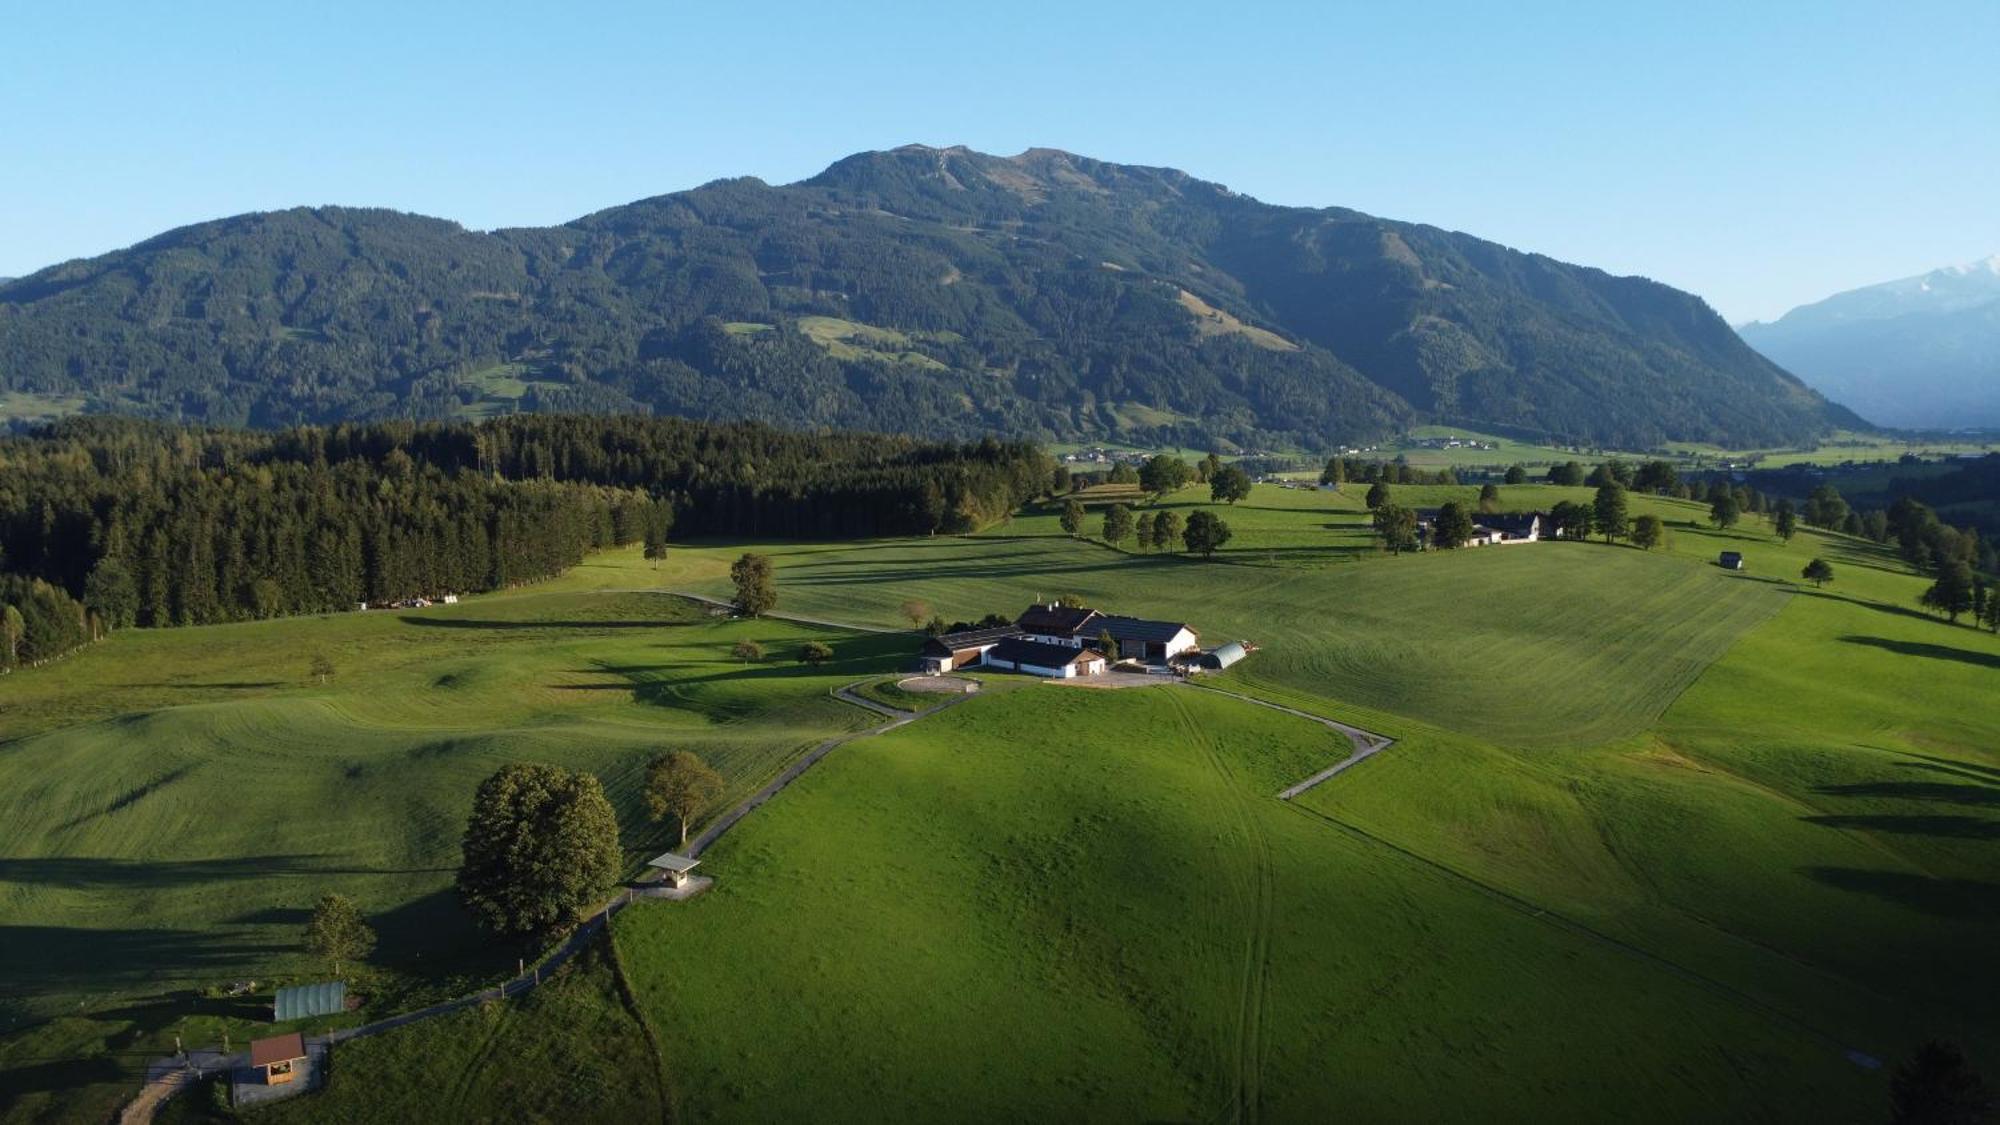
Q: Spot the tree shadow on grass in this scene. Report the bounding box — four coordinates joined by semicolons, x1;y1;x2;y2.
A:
1796;588;1948;627
398;616;699;631
1800;867;2000;920
1802;814;2000;840
1814;780;2000;806
1839;634;2000;671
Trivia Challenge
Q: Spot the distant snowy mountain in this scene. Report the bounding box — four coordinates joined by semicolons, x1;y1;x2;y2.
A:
1741;255;2000;429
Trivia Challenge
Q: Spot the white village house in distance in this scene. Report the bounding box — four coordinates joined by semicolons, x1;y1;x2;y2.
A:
918;603;1215;679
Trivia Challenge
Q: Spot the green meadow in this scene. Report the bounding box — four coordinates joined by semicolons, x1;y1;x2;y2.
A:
0;591;895;1120
2;477;1995;1121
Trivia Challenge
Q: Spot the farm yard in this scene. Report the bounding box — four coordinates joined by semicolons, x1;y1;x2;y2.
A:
1;477;1995;1122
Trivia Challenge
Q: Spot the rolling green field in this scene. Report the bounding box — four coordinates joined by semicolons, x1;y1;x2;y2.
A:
3;473;1995;1121
0;591;897;1121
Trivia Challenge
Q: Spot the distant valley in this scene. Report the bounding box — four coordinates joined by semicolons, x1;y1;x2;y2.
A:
1741;255;2000;430
0;145;1856;449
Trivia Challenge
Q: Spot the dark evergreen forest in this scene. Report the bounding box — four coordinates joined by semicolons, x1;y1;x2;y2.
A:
0;415;1051;668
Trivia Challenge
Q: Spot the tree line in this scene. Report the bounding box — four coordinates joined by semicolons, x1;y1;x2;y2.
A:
0;415;1053;666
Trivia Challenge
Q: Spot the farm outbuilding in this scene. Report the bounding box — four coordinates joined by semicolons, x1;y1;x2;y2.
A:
647;852;702;890
1197;642;1248;671
1719;551;1745;570
983;637;1108;678
918;624;1023;675
248;1032;307;1086
273;981;347;1022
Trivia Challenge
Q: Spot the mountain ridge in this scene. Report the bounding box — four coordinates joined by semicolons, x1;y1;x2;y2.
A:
0;144;1861;447
1740;254;2000;429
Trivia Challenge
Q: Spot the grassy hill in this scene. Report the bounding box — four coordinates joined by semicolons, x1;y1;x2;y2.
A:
2;479;1994;1121
0;591;892;1121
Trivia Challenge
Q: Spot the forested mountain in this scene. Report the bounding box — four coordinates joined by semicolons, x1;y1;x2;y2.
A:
0;146;1860;448
1740;255;2000;429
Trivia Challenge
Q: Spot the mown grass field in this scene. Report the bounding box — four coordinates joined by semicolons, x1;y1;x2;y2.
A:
0;591;901;1121
3;473;1994;1122
620;485;1797;746
614;687;1883;1122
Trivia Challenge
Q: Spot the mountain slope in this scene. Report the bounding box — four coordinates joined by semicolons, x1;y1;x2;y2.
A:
1740;256;2000;429
0;145;1859;447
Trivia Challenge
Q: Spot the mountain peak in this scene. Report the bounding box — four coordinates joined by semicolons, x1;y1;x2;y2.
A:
1941;252;2000;278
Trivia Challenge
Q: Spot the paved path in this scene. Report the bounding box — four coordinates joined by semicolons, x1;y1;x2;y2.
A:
120;675;938;1122
686;682;966;858
1180;683;1396;799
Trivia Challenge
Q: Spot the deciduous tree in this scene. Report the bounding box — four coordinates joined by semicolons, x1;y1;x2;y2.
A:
1503;465;1527;485
1802;558;1834;588
1151;511;1182;551
730;553;777;617
1631;514;1665;550
731;639;764;663
645;751;724;846
1773;500;1798;542
1059;498;1085;537
900;599;931;629
303;892;376;975
1182;511;1233;557
1477;484;1500;513
1709;493;1742;530
1209;465;1253;505
1432;502;1474;549
457;763;621;936
1364;481;1390;510
1373;504;1418;555
799;640;834;665
1102;503;1134;545
1921;560;1976;623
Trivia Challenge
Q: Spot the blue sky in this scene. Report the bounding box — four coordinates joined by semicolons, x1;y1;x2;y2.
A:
3;0;1995;322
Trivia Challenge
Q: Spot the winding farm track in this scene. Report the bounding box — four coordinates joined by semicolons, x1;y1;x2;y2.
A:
118;593;1396;1122
117;673;957;1123
1179;683;1396;798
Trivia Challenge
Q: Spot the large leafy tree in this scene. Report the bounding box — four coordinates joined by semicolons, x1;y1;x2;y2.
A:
730;553;778;617
1432;503;1474;549
303;892;377;975
644;751;725;847
1922;560;1977;623
1208;465;1253;505
1631;514;1665;551
1101;504;1134;545
1139;455;1193;500
1801;558;1834;587
1060;499;1085;537
1372;504;1418;555
457;763;622;936
1182;511;1233;557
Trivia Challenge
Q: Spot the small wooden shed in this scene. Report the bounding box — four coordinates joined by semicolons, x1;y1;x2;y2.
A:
248;1032;307;1086
647;852;702;889
1719;551;1745;570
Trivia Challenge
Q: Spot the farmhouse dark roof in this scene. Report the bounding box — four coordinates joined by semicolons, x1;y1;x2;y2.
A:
989;637;1104;667
1016;604;1101;635
1720;551;1743;561
1474;512;1541;535
249;1032;306;1068
922;625;1022;655
1096;615;1194;643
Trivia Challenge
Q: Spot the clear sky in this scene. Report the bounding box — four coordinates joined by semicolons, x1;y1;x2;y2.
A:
4;0;1996;322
